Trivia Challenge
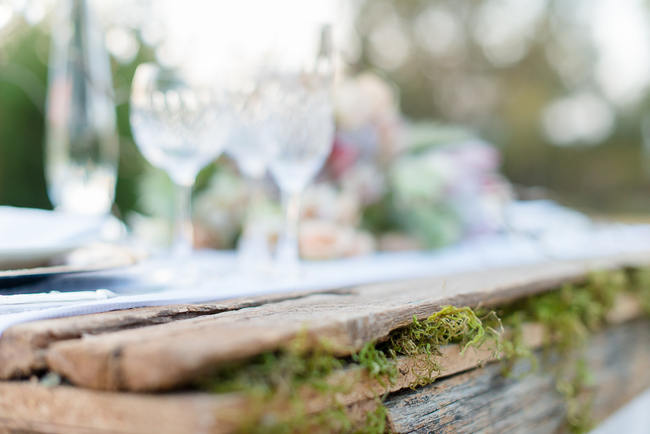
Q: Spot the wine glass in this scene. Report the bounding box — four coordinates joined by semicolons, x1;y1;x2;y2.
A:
130;63;229;256
45;0;119;217
265;24;336;276
226;87;277;272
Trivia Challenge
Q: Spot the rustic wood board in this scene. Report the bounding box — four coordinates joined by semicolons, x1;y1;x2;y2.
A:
41;254;650;391
0;287;352;379
0;383;245;434
0;318;648;434
383;319;650;433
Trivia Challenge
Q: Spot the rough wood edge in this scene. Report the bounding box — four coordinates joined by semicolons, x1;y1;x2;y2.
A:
44;255;650;392
382;318;650;433
0;296;644;434
0;288;352;379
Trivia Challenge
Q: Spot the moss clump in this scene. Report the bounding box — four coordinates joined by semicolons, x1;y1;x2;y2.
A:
352;341;398;387
200;269;649;434
201;336;353;433
204;337;344;398
504;270;628;353
200;305;501;432
389;306;501;356
383;306;502;387
351;306;503;390
499;269;641;433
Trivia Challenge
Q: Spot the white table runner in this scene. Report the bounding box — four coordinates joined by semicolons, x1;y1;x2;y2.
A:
2;221;649;337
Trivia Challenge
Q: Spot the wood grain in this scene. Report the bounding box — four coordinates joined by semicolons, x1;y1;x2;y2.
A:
43;254;650;391
0;288;352;379
383;319;650;433
0;382;245;434
0;318;647;434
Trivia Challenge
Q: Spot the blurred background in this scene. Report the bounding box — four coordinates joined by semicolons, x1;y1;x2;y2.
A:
2;0;650;230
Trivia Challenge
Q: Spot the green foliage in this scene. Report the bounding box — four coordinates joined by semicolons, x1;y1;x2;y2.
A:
201;336;351;433
200;269;650;433
499;311;537;377
505;270;628;353
360;402;387;434
384;306;502;387
352;341;398;387
200;305;502;432
390;306;501;356
203;337;344;399
360;194;398;235
556;359;596;434
406;123;478;154
0;25;50;209
499;269;640;433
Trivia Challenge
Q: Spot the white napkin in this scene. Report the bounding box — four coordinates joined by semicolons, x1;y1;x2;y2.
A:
0;206;124;269
0;207;108;249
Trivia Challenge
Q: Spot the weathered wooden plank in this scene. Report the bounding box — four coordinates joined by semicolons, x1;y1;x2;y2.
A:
383;319;650;433
0;288;352;380
0;383;245;434
42;254;650;391
0;318;647;434
0;320;548;434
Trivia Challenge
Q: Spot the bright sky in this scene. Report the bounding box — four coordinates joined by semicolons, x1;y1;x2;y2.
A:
143;0;339;84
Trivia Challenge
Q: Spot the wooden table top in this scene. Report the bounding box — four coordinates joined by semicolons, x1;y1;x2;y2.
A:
1;250;649;391
0;250;649;433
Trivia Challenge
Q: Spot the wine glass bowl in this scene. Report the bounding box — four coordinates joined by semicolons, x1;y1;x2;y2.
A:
226;87;277;180
130;63;229;255
266;77;334;194
262;23;336;276
130;65;229;187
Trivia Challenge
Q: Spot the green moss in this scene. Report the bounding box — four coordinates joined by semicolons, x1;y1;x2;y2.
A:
556;358;596;434
360;402;388;434
499;269;643;433
352;341;398;387
390;306;501;356
200;269;650;434
503;270;628;353
383;306;502;387
499;311;536;377
203;339;344;398
200;335;352;433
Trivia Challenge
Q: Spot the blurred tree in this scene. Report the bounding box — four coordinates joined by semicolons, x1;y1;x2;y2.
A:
0;25;49;209
0;16;153;216
352;0;650;214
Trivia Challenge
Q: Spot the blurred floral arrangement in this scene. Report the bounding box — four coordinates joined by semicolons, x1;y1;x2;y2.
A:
132;72;511;260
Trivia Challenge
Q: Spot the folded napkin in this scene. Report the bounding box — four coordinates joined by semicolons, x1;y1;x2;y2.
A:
0;206;124;269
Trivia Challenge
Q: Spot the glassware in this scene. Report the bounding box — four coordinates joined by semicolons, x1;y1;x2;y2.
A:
266;24;336;276
226;87;276;271
130;63;229;256
45;0;119;216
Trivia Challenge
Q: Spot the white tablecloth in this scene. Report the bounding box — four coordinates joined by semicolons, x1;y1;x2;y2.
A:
2;219;650;336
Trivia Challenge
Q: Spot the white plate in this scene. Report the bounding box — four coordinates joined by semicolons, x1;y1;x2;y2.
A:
0;244;139;288
0;207;113;269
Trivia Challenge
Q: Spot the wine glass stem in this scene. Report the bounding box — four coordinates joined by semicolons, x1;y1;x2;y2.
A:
277;190;302;273
172;182;193;257
237;176;271;268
